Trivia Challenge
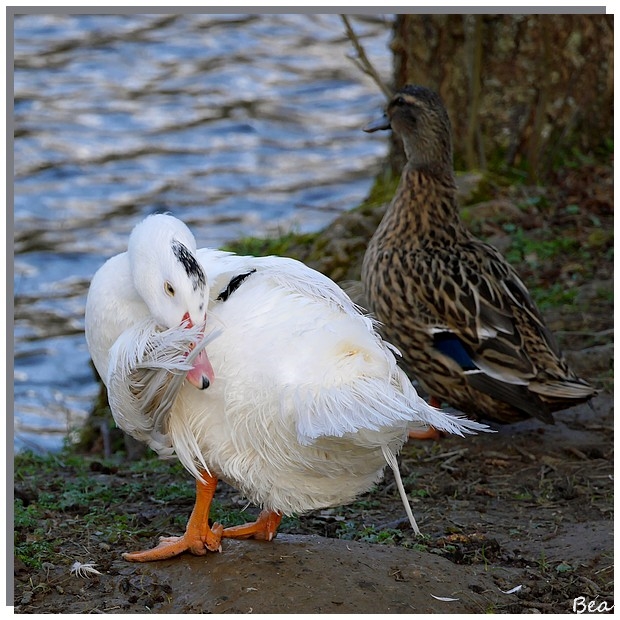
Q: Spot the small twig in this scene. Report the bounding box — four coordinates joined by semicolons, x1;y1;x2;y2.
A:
440;454;466;472
514;445;536;462
340;14;392;100
423;448;469;463
577;574;601;594
519;600;562;611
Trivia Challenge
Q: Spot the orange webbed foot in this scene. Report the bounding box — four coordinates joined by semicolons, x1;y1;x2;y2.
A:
222;509;282;542
123;470;221;563
408;426;445;441
408;396;448;441
123;522;224;562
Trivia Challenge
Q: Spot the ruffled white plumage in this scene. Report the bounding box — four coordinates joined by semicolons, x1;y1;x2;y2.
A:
106;319;215;474
85;214;489;535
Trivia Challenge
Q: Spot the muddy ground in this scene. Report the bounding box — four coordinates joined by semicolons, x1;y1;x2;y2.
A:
13;158;613;613
13;391;613;614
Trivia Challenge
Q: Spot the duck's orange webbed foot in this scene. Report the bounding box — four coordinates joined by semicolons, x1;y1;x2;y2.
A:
408;426;445;440
124;472;222;562
409;397;448;441
123;523;223;562
222;509;283;542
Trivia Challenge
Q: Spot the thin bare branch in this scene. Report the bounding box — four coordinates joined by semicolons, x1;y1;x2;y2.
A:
340;14;392;100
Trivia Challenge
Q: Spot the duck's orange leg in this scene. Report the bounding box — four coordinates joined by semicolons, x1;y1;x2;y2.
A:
222;509;282;542
124;471;223;562
408;396;445;440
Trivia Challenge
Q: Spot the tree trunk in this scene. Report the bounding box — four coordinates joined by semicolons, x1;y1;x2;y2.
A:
389;14;613;181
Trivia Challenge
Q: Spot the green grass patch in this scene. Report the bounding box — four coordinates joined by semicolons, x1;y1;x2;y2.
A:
13;449;257;569
532;284;579;312
14;446;289;570
223;230;318;259
335;522;405;546
503;226;582;266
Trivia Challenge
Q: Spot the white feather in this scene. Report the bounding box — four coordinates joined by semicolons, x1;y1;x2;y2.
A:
382;445;420;535
106;318;220;478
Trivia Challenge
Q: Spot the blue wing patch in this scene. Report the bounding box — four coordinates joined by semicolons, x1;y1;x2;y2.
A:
432;332;477;371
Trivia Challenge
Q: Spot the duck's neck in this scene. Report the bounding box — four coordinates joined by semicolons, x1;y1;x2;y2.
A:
375;163;463;244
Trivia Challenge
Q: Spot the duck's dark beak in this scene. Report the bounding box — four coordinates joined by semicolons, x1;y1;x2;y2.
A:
363;114;391;133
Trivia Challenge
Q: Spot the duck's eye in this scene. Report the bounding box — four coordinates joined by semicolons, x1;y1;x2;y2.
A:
394;96;406;107
164;281;175;297
199;302;204;312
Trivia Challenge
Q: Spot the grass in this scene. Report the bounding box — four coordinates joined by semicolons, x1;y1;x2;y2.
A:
222;229;318;260
335;522;406;546
14;449;219;568
531;284;579;312
14;447;295;570
499;213;611;311
537;550;550;574
503;225;585;267
15;451;131;568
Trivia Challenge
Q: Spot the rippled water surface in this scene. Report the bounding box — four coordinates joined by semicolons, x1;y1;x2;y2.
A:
13;12;393;452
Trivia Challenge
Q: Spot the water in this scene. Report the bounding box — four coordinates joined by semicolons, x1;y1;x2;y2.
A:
12;12;393;453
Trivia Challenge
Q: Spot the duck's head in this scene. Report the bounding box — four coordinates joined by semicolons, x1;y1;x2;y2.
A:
128;213;214;389
364;85;453;170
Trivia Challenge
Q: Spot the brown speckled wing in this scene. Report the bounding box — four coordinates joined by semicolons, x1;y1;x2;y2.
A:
402;238;558;383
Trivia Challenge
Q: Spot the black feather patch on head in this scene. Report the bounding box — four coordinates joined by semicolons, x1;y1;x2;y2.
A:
171;240;206;292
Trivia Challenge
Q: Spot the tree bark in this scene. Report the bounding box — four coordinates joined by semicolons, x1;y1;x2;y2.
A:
389;14;613;181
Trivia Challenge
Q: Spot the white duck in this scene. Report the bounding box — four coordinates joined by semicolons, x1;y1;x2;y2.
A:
85;213;488;562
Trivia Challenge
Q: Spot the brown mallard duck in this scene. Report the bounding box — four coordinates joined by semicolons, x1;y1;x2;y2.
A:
361;85;595;428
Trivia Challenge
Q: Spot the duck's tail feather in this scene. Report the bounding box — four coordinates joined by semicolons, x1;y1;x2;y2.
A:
382;445;421;536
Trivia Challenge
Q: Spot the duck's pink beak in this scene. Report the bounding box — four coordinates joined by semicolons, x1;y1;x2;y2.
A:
186;346;215;390
182;312;215;390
